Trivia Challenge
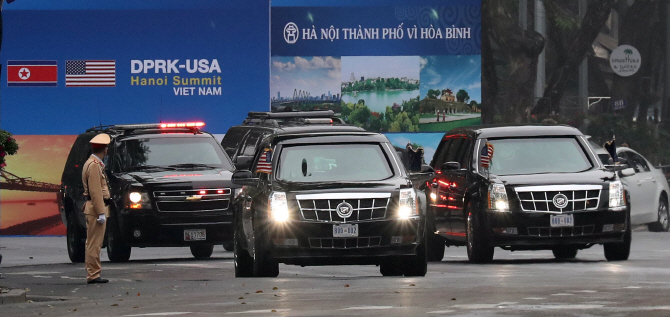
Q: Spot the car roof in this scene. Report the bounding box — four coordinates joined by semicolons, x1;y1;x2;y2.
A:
449;124;584;139
117;132;216;141
273;131;388;145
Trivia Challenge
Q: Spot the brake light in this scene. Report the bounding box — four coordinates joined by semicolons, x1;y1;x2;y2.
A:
217;189;224;194
159;122;205;128
198;190;207;195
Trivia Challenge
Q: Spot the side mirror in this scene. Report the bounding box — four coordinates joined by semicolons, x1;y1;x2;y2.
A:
234;156;254;170
231;170;259;186
441;161;460;171
619;168;636;177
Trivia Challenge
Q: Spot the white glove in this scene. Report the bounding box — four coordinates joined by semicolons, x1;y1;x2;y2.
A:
97;214;106;224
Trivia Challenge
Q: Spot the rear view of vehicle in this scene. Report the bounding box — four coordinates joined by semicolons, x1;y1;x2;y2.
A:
59;122;240;263
231;131;428;277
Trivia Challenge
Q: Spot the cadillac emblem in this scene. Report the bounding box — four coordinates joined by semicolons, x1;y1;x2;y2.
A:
552;193;569;209
336;201;354;218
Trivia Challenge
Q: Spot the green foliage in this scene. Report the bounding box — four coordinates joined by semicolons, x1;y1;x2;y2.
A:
341;96;421;132
342;77;419;93
554;16;579;32
456;89;470;102
426;89;441;99
0;129;20;169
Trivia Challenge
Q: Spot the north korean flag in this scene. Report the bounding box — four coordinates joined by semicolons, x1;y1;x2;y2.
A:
7;61;58;87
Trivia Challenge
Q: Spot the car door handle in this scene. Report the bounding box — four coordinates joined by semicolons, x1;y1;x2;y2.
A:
645;177;656;183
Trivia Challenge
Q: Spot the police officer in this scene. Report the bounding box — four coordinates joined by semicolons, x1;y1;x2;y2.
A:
83;133;111;284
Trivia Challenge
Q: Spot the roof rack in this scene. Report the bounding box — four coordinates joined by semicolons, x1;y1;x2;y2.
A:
242;110;344;127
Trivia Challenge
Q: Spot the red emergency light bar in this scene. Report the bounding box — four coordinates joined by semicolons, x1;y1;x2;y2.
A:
159;122;205;129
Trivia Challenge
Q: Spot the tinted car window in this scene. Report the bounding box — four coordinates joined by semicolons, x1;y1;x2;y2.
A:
118;137;233;171
627;152;650;173
221;128;248;157
456;138;472;167
432;138;452;169
486;138;592;175
445;138;463;163
241;131;264;156
277;144;393;182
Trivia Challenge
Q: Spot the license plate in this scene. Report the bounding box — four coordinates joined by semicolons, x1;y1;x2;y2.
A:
184;229;206;241
550;214;574;227
333;224;358;237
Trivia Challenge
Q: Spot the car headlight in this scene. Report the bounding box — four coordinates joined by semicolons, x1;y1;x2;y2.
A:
127;191;151;210
398;188;419;219
269;192;289;221
609;181;625;208
489;183;509;212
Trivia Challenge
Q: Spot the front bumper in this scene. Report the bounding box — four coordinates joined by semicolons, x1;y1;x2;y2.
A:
262;217;423;265
486;208;627;249
118;210;233;247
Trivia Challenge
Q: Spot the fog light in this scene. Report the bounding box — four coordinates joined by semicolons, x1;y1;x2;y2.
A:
602;224;614;232
430;192;437;201
391;236;403;245
285;239;298;246
506;227;518;235
133;229;141;238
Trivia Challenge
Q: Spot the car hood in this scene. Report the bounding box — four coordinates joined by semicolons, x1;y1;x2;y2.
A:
125;169;237;189
494;169;615;187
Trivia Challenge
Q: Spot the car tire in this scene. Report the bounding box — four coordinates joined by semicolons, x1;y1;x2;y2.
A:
466;210;494;264
66;212;85;263
251;221;279;278
402;225;428;277
190;245;214;259
552;247;578;259
106;215;132;262
426;231;445;262
604;213;631;261
234;225;253;277
223;241;234;252
379;257;403;276
648;197;669;232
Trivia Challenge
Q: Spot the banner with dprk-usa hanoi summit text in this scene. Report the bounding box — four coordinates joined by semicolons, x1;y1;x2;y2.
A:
271;0;482;174
0;0;269;236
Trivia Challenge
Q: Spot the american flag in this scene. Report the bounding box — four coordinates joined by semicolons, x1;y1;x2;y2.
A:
256;149;273;174
480;142;494;168
65;60;116;87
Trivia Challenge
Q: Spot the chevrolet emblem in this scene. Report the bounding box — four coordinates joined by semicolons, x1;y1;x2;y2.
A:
186;195;202;201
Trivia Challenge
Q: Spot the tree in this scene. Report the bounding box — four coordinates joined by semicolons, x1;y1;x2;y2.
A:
532;0;616;115
456;89;470;103
426;89;440;99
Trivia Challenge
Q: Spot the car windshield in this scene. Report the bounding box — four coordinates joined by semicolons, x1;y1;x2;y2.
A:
276;143;394;182
118;136;233;172
485;137;593;175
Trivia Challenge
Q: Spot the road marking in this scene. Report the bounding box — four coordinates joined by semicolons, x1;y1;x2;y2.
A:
226;309;291;314
551;293;574;296
574;290;597;293
33;275;52;278
427;310;455;314
61;276;85;280
623;286;641;289
341;306;394;310
123;313;192;317
523;297;545;300
3;271;60;275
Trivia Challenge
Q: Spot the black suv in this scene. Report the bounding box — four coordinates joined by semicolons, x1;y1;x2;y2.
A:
424;125;631;263
220;110;344;169
59;122;239;263
230;127;428;277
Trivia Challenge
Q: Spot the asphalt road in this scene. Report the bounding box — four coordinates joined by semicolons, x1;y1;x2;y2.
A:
1;231;670;316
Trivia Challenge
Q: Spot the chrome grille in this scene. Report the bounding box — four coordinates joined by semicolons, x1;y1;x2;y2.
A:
295;193;391;223
153;188;231;212
309;236;382;248
515;185;601;213
526;225;595;237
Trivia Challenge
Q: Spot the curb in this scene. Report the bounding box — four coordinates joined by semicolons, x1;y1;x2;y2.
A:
0;289;27;305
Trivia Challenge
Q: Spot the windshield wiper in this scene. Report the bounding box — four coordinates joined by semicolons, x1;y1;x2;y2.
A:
168;163;217;169
131;165;175;171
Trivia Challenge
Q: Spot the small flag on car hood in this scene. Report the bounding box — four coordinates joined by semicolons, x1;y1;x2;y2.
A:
480;142;494;168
